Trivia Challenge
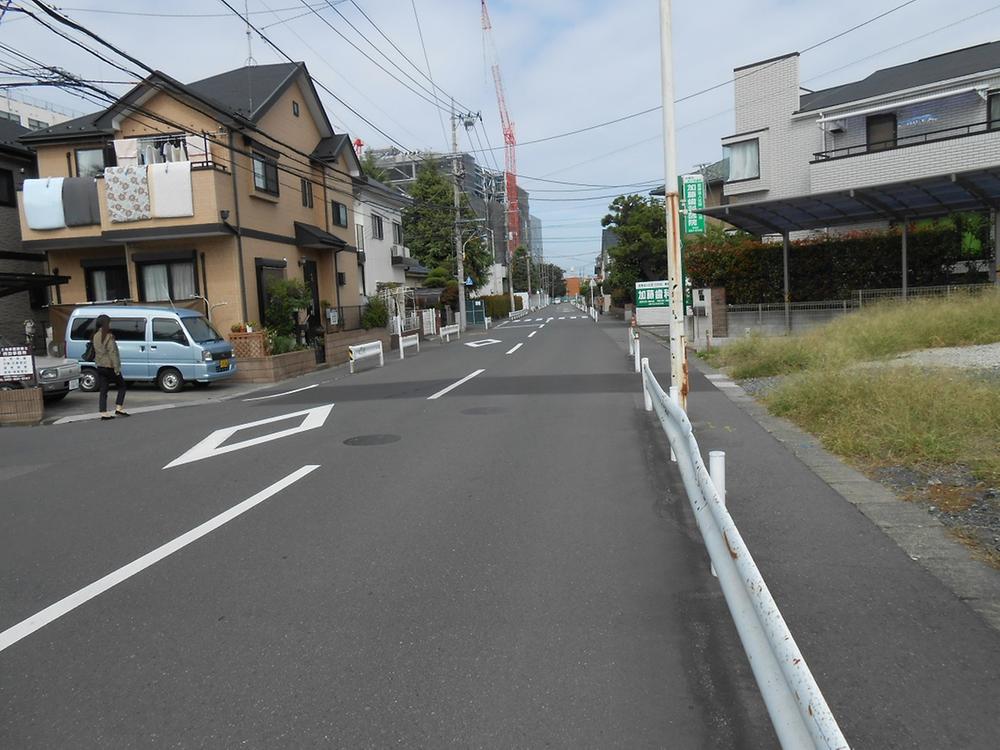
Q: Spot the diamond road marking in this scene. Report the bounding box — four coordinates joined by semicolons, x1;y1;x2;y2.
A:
163;404;334;469
464;339;502;348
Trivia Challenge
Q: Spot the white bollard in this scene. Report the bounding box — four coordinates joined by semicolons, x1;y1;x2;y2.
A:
709;450;726;577
628;326;634;356
641;357;652;412
633;334;641;374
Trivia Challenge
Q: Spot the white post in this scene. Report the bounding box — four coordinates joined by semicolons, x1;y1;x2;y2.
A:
628;325;634;356
658;0;688;410
378;343;384;368
349;355;355;374
641;357;652;412
633;333;641;373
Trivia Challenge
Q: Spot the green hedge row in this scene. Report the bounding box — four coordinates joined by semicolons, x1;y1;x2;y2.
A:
685;222;991;304
477;294;524;318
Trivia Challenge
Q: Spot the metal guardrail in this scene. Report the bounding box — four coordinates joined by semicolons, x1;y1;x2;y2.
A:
640;359;850;750
348;341;383;373
509;308;530;320
399;333;420;359
439;324;460;342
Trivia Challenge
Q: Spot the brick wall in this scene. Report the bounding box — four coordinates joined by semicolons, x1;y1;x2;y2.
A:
228;348;317;384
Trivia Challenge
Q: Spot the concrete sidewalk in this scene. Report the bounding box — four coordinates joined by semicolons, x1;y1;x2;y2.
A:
613;319;1000;749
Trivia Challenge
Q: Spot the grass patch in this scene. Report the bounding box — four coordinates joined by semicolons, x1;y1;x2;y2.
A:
765;367;1000;483
707;288;1000;378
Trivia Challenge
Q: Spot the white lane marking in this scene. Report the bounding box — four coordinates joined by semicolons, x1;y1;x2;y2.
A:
464;339;502;348
164;405;334;469
0;465;320;654
528;331;537;338
570;316;578;319
539;323;546;329
427;369;485;400
505;343;523;355
242;383;319;401
558;316;565;320
546;317;553;322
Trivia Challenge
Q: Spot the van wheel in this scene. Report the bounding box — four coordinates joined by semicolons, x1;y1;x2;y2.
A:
79;370;98;392
157;367;183;393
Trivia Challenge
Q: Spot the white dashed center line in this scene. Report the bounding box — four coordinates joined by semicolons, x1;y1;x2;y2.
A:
506;343;523;355
528;331;537;338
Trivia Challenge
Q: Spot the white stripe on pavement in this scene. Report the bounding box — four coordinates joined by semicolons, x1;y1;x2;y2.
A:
427;369;485;400
528;331;537;338
558;316;565;319
0;465;321;654
506;343;523;355
243;383;319;401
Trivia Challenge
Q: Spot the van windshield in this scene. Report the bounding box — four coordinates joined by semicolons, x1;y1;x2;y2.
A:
181;316;224;344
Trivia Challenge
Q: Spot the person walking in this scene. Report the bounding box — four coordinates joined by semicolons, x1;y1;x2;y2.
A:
92;314;129;420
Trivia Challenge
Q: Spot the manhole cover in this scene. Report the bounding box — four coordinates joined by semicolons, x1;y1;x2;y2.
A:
343;434;401;446
461;406;507;415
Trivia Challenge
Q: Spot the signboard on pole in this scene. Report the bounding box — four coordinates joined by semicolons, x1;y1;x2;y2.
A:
679;174;705;235
634;280;671;326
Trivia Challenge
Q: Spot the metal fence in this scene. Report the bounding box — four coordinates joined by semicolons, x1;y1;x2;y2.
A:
639;360;850;750
336;305;367;332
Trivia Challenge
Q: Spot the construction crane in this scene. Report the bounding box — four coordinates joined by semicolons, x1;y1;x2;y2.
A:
481;0;521;260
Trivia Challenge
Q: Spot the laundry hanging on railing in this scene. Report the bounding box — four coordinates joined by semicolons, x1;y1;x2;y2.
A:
113;138;138;168
22;177;66;230
61;177;101;227
184;133;209;163
149;161;193;218
104;165;151;223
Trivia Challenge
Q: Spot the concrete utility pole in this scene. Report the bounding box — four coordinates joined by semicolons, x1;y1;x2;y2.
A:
451;102;467;332
657;0;688;408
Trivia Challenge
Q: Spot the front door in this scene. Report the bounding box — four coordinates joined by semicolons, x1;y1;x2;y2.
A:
302;260;321;332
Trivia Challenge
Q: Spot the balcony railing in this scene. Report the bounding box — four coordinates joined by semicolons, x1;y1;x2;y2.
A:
812;119;998;162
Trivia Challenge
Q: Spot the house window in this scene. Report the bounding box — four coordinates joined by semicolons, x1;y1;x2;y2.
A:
0;168;15;207
301;177;314;208
85;266;130;302
392;221;403;245
989;93;1000;130
866;113;897;152
138;261;197;302
27;118;47;130
252;151;279;195
356;223;365;251
723;139;759;182
332;200;348;227
372;213;384;240
0;110;18;123
75;148;106;178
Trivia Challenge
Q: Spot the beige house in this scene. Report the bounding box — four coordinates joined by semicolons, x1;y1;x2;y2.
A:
17;62;364;338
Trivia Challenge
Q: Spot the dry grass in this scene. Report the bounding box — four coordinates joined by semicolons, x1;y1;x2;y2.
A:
704;288;1000;379
950;527;1000;569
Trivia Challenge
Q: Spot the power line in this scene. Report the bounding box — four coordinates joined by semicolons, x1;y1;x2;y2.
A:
463;0;922;154
47;3;336;19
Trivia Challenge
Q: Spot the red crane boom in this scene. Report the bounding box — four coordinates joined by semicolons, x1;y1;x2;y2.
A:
481;0;520;259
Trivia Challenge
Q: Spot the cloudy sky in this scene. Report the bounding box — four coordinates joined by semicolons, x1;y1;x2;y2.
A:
3;0;998;272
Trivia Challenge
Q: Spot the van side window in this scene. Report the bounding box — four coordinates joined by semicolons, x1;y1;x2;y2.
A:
70;317;96;340
110;318;146;341
153;318;187;344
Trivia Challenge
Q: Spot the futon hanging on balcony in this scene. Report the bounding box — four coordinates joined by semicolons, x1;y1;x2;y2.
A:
62;177;101;227
22;177;66;230
148;161;194;218
104;165;151;223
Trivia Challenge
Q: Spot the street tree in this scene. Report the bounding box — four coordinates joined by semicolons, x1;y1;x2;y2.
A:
601;194;668;305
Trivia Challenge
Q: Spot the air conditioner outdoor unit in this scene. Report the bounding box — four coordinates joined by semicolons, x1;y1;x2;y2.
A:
827;119;846;134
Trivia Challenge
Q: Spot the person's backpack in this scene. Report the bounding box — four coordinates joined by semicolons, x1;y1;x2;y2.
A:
82;341;95;362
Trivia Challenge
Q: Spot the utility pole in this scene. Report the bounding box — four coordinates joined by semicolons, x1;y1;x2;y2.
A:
658;0;688;408
451;102;467;332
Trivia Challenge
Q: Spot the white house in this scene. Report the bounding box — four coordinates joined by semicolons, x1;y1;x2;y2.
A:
353;175;427;297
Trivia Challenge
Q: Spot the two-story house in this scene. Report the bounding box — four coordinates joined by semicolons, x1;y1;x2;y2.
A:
353;175;426;296
17;62;364;338
703;40;1000;278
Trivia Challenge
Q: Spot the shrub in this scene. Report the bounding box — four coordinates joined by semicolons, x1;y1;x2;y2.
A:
265;278;310;337
479;294;514;318
362;296;389;329
267;333;299;355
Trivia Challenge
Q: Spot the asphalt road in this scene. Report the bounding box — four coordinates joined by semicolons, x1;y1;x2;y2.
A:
0;303;773;748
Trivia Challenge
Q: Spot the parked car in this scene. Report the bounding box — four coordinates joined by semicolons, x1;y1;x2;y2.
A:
0;335;81;401
65;306;236;393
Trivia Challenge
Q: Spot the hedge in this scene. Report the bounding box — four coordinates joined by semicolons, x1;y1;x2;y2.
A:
685;223;990;304
477;294;524;318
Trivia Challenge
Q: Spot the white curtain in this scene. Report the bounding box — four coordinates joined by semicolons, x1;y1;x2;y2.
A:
142;264;170;301
170;263;196;299
91;270;108;302
726;140;759;181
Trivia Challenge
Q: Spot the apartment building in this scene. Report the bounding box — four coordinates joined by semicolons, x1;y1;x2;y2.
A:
703;41;1000;254
0;91;78;131
16;62;364;337
353;175;426;296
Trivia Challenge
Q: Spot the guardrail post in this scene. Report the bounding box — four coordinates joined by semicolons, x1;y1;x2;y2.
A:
399;334;405;360
628;325;634;356
378;343;384;368
633;333;641;374
641;357;652;412
709;450;726;578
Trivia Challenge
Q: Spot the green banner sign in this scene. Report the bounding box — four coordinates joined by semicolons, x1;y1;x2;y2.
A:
679;174;705;235
635;280;669;308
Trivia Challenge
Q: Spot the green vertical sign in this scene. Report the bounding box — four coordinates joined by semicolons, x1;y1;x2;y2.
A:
678;174;705;235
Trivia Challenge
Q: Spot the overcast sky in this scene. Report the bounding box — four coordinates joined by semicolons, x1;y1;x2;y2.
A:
3;0;998;273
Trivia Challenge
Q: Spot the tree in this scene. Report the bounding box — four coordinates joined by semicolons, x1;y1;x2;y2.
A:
360;151;388;182
601;194;668;305
401;160;491;290
264;278;310;337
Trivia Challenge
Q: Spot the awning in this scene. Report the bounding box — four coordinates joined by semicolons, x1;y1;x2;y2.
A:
701;165;1000;236
0;272;71;299
294;221;352;252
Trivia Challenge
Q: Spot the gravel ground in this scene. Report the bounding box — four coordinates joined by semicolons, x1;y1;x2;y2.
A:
730;344;1000;566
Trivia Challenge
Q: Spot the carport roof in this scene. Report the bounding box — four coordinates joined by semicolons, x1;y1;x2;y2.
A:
700;166;1000;235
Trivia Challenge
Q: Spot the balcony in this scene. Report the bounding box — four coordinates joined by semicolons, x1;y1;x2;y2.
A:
18;165;232;251
810;120;1000;194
